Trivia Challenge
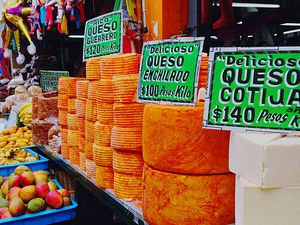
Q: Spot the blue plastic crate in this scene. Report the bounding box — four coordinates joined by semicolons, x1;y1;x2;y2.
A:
0;179;78;225
0;147;49;176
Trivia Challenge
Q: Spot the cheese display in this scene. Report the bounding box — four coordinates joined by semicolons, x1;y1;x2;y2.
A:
143;102;230;174
97;102;114;125
86;59;101;80
93;144;113;167
94;122;112;147
236;176;300;225
87;81;99;100
58;77;69;94
143;165;235;225
85;99;97;122
59;109;68;127
97;79;114;103
85;120;95;142
58;94;68;109
111;127;142;151
68;98;76;114
86;158;96;179
61;145;69;159
85;140;94;160
67;113;78;130
113;103;144;128
96;166;114;189
113;150;143;175
67;78;86;97
67;130;79;146
230;133;300;188
80;152;87;171
75;99;87;118
69;146;80;166
112;74;139;103
76;80;89;100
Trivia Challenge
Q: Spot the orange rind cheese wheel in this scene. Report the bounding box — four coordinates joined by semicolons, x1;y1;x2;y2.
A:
59;109;68;127
93;144;113;167
112;74;138;103
85;140;94;160
85;120;95;142
113;150;143;175
97;102;114;125
76;80;89;100
142;165;235;225
69;146;80;166
87;81;99;100
86;59;101;80
96;166;114;189
61;144;69;159
78;136;85;153
111;127;142;151
86;99;97;122
67;78;86;97
58;94;68;109
94;122;112;147
68;98;76;114
67;113;78;130
97;79;114;103
75;99;86;118
77;117;85;137
86;159;96;179
79;152;86;171
58;77;69;94
114;171;142;200
67;130;79;146
61;128;68;143
113;103;144;128
142;102;230;174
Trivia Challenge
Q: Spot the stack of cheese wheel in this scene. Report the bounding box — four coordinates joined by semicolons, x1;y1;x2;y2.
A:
86;59;101;80
109;56;143;200
65;77;85;165
85;81;98;179
198;56;208;89
142;102;235;225
58;77;69;159
76;80;89;171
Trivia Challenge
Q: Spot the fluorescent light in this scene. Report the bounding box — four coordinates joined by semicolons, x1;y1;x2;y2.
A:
237;21;243;24
284;29;300;34
281;23;300;26
248;35;253;38
274;33;278;36
210;36;218;39
214;2;280;8
68;35;84;39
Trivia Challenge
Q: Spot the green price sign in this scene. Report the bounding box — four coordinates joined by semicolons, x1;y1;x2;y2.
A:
40;70;69;93
203;47;300;134
83;10;123;61
137;38;204;106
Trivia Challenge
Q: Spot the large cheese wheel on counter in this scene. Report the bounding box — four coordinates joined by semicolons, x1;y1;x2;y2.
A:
97;79;114;103
59;109;68;127
67;114;78;130
76;80;89;100
85;99;97;122
114;171;142;200
87;81;98;100
58;77;69;94
85;140;94;160
69;146;79;165
97;102;114;125
75;99;86;118
143;103;230;175
77;117;85;137
86;159;96;179
67;78;86;97
113;103;144;128
96;166;114;188
68;98;76;114
112;74;138;103
113;150;143;175
93;144;113;167
111;127;142;151
86;59;101;80
94;122;112;147
58;94;68;109
79;152;86;171
143;165;235;225
85;120;95;142
67;130;79;146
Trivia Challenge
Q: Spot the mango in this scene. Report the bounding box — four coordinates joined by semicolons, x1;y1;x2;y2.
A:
8;197;25;216
28;198;46;213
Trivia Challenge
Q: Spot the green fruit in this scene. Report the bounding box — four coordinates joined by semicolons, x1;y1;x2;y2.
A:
28;198;46;213
0;199;9;208
8;197;25;216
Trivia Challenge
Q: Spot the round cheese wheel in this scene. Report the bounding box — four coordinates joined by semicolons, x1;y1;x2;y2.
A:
112;74;138;103
61;144;69;159
87;81;99;100
96;166;114;189
69;146;79;165
114;171;142;200
76;80;89;100
67;130;79;146
97;79;114;103
93;144;113;167
85;140;94;160
86;59;101;80
77;117;85;137
86;99;97;122
68;98;76;114
78;136;85;153
61;128;68;143
113;150;143;175
97;102;114;125
75;99;86;118
79;152;86;171
59;109;68;127
86;159;96;179
58;77;69;94
111;127;142;151
113;103;144;128
58;94;68;109
67;78;86;97
85;120;95;142
67;113;78;130
143;165;235;225
94;122;112;147
143;103;230;174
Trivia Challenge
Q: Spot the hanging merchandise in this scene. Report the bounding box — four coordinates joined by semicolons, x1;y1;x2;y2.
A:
28;6;43;35
1;0;37;64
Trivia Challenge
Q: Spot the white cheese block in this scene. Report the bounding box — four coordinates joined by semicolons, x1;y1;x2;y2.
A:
236;176;300;225
229;132;300;188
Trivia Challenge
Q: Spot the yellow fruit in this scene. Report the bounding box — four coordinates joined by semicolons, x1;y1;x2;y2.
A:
24;133;31;140
0;142;7;148
23;127;29;132
8;137;18;142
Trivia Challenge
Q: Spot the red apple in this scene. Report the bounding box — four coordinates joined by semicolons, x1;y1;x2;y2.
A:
57;189;70;198
36;181;50;198
8;187;21;200
45;191;63;209
20;171;35;186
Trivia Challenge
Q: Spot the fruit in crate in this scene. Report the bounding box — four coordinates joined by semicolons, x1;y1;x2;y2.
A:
0;126;33;150
17;103;33;126
0;148;39;165
0;167;73;219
